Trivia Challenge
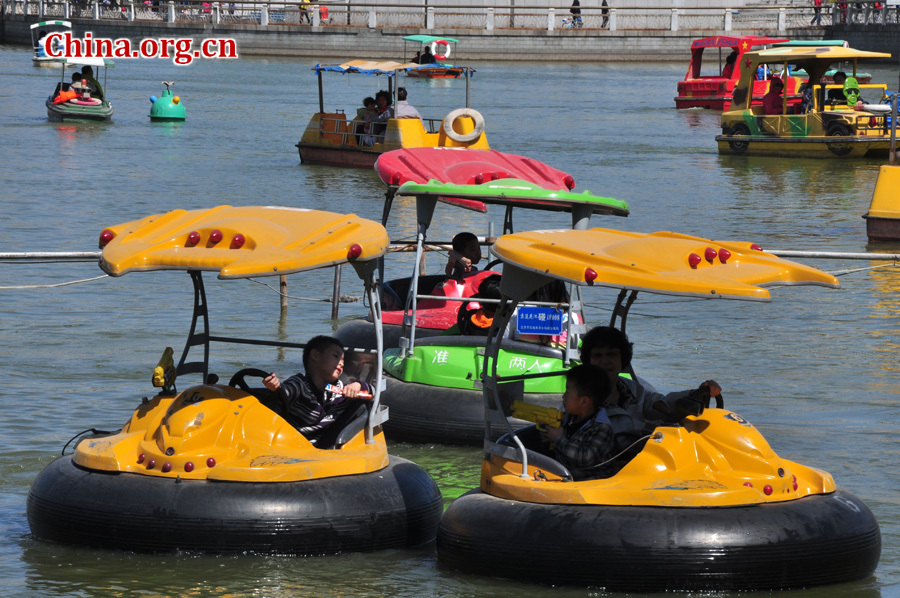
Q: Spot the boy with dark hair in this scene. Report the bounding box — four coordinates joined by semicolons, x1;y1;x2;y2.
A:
264;335;370;445
445;231;482;278
543;364;615;480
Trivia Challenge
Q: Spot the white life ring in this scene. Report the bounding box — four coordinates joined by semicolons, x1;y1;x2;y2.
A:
863;103;891;114
442;108;485;143
431;39;451;60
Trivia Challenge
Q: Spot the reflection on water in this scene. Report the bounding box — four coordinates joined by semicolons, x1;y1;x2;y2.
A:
3;45;900;597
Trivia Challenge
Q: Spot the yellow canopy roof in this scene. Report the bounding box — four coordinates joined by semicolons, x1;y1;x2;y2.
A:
492;228;839;301
751;46;891;61
100;206;389;279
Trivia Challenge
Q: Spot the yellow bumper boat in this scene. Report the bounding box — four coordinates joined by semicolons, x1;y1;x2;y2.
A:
437;228;880;591
27;206;442;554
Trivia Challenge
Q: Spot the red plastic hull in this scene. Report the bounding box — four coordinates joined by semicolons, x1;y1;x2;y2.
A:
407;68;462;79
375;148;575;212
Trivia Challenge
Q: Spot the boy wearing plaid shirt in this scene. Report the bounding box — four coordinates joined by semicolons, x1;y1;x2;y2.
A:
542;364;615;480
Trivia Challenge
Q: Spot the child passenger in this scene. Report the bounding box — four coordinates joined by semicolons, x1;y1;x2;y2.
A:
263;335;370;445
542;364;615;480
445;232;482;279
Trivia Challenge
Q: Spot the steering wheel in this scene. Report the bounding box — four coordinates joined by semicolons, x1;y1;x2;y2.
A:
484;258;503;271
228;368;271;393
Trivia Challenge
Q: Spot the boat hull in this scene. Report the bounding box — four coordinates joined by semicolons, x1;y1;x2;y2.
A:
27;454;442;554
297;143;381;168
297;112;489;168
46;98;113;123
437;488;881;591
716;134;890;158
864;215;900;243
380;375;558;445
407;68;462;79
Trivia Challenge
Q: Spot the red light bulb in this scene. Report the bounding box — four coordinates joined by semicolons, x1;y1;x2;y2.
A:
184;462;195;472
704;247;717;262
490;172;500;181
584;267;598;283
209;229;223;244
137;453;145;464
743;482;753;487
718;248;731;263
763;484;773;495
750;243;763;251
688;253;702;268
391;172;402;185
99;229;115;247
231;233;245;249
207;457;216;468
147;459;156;469
161;462;172;473
474;174;484;184
563;175;575;190
347;244;363;260
186;231;200;246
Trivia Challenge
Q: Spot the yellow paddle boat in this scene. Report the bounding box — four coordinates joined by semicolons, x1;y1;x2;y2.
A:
296;60;489;168
27;206;443;554
717;45;892;158
437;228;880;590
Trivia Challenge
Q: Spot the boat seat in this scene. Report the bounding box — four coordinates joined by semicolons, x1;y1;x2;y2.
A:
320;112;352;145
493;425;573;480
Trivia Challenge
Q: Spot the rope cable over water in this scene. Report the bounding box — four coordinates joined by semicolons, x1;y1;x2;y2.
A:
0;275;110;290
247;277;360;304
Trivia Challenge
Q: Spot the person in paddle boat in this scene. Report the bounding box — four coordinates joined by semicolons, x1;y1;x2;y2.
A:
369;90;393;139
762;76;784;115
80;65;104;100
722;50;738;78
263;335;371;446
418;46;436;64
828;71;848;104
445;231;482;279
580;326;721;471
541;364;615;480
456;275;502;336
394;87;422;121
842;76;864;110
356;96;377;145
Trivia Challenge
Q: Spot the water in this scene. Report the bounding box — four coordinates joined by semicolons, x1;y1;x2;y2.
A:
1;44;899;597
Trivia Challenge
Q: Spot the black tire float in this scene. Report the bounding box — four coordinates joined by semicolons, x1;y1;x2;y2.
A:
437;488;881;591
28;454;443;554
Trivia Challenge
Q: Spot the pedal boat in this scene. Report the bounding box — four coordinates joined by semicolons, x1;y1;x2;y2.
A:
26;206;443;554
675;35;792;110
30;20;71;67
343;178;629;445
296;60;488;168
403;35;463;79
437;227;881;591
717;45;893;159
337;147;581;352
46;57;114;123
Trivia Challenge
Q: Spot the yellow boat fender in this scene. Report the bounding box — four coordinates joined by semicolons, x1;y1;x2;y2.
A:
442;108;485;143
431;39;451;60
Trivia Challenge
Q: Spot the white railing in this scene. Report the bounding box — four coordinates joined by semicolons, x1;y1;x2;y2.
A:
6;0;886;30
